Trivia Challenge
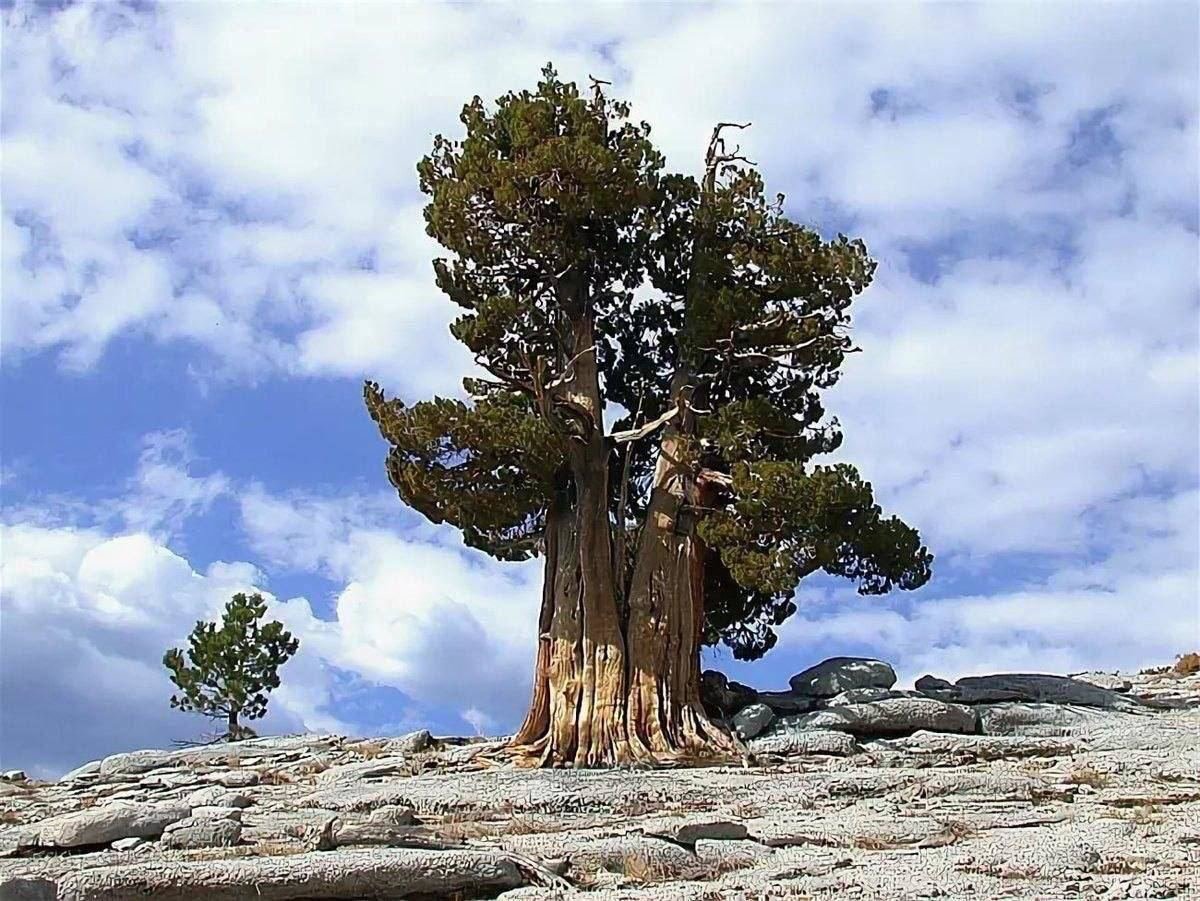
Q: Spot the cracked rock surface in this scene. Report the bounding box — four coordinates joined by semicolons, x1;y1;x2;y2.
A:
1;669;1197;899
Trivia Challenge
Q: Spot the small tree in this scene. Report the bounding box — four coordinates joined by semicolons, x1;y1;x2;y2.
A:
163;592;299;741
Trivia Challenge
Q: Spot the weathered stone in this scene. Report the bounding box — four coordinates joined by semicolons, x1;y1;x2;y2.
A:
205;770;259;788
99;751;175;777
882;730;1077;760
1069;671;1133;693
52;848;523;900
789;656;897;697
1;771;27;782
749;727;862;757
110;837;146;852
500;832;708;880
189;806;242;821
332;822;436;847
315;756;411;785
731;703;774;739
160;816;242;850
59;760;102;782
977;702;1113;736
641;817;749;844
367;805;418;826
185;787;252;809
955;673;1137;708
31;802;190;849
786;697;978;737
915;674;954;691
382;729;432;755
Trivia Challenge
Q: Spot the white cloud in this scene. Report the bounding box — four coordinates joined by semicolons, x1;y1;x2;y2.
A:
1;4;1196;770
0;441;543;775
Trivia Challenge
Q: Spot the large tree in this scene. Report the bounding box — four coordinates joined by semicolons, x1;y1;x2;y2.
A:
365;67;931;767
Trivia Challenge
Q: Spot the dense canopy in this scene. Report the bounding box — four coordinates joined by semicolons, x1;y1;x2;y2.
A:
365;66;931;765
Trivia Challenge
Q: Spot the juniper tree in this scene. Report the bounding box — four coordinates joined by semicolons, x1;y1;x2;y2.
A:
163;593;299;741
365;66;932;767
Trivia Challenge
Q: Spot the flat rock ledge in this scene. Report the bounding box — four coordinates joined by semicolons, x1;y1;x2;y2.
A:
2;666;1197;900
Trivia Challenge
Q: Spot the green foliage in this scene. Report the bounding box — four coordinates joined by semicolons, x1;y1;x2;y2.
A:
163;593;299;735
366;65;933;660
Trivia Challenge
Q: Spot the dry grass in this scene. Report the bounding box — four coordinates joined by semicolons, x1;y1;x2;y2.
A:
255;768;294;786
620;852;675;884
729;800;764;819
1064;766;1110;789
0;809;24;825
1173;652;1200;676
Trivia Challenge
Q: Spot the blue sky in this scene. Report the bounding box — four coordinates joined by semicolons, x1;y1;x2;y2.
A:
2;1;1197;777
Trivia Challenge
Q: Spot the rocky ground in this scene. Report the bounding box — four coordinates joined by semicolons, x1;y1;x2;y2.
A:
1;658;1198;900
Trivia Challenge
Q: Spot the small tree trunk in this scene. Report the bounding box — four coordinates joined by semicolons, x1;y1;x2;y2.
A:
227;709;240;741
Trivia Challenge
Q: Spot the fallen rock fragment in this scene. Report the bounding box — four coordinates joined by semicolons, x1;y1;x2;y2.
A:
749;727;861;757
731;703;774;739
382;729;432;755
160;816;242;850
185;787;252;809
29;802;190;849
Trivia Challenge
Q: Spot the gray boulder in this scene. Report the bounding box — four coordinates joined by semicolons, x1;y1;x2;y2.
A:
788;656;897;697
383;729;433;755
786;697;978;737
185;787;252;809
977;702;1115;736
955;673;1137;708
30;802;190;849
160;816;242;850
700;670;757;716
915;674;953;691
731;703;775;739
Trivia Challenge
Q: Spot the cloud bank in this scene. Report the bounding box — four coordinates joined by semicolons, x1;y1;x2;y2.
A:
1;2;1196;773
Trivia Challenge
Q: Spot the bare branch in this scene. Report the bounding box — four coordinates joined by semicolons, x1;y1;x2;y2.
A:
609;405;680;443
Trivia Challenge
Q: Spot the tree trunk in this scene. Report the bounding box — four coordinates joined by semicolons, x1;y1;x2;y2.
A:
227;709;240;742
622;404;737;759
511;470;634;766
511;279;734;767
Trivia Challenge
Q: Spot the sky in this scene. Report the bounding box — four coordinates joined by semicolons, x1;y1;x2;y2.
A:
1;1;1197;778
